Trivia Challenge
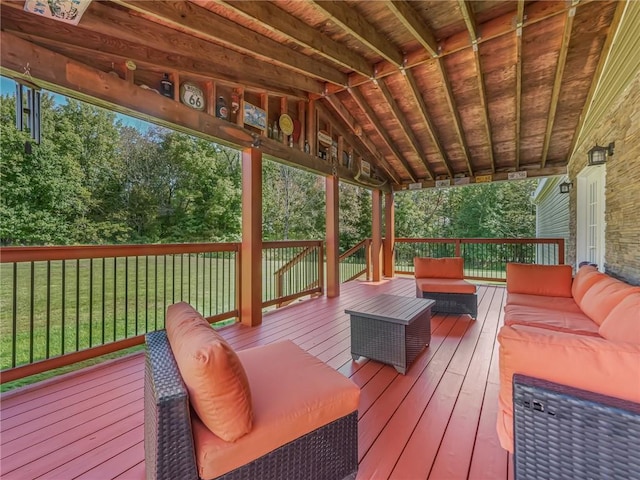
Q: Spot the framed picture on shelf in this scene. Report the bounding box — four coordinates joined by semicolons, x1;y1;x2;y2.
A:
243;101;267;131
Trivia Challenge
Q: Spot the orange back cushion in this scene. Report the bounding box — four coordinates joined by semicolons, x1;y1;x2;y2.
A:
165;302;253;442
599;292;640;344
506;263;573;297
580;277;640;326
571;266;606;304
414;257;464;279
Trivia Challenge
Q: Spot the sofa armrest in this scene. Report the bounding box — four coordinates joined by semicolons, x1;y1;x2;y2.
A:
506;263;573;297
145;330;199;480
496;325;640;452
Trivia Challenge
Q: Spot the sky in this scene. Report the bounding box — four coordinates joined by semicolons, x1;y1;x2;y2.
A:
1;76;154;132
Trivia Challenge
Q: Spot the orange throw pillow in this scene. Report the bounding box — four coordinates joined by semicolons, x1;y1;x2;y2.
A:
165;302;253;442
599;292;640;344
414;257;464;279
506;263;573;297
571;266;605;304
580;278;640;326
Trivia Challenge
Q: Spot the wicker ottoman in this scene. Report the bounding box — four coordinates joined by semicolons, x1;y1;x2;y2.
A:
345;294;434;374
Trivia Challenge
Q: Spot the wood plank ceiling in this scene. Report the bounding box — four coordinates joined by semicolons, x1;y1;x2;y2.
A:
0;0;621;190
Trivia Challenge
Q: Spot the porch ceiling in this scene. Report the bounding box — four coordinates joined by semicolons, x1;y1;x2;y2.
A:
0;0;622;189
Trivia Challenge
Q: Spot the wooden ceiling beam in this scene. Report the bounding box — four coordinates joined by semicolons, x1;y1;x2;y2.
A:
405;69;454;178
217;0;373;79
0;8;315;97
541;2;578;168
386;1;440;58
311;1;405;68
317;102;397;185
435;58;474;177
458;0;495;173
322;95;400;184
110;0;347;86
348;87;418;182
515;0;525;170
378;79;436;180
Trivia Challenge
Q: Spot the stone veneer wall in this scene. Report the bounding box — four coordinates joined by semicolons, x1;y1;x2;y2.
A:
567;72;640;285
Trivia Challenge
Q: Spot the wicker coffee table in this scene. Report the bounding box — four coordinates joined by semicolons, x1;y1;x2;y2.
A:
345;294;434;374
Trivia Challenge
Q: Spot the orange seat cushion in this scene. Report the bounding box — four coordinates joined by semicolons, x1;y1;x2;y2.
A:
571;265;606;304
506;293;582;313
506;263;573;297
416;278;476;294
192;340;360;479
579;277;640;325
497;324;640;452
414;257;464;279
503;304;600;336
165;302;253;442
599;292;640;344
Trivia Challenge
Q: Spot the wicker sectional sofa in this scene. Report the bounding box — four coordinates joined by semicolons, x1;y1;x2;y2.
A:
145;303;360;480
497;264;640;478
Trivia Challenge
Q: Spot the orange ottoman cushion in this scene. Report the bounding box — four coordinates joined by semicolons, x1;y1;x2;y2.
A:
192;340;360;479
416;278;476;294
166;302;253;442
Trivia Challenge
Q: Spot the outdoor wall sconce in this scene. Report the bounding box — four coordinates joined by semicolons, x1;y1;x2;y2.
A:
559;181;573;194
588;142;614;166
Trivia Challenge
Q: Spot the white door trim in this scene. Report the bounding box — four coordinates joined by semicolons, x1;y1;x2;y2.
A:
576;165;606;271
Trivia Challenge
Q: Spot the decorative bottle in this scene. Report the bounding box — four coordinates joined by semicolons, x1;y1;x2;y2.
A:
215;96;228;120
304;140;310;153
272;121;279;141
160;74;174;98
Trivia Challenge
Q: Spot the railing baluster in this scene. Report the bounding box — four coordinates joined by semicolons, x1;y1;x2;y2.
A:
102;258;106;345
135;256;139;336
12;263;18;368
29;262;34;363
46;261;51;359
89;258;93;347
62;261;66;354
75;259;80;352
113;257;117;342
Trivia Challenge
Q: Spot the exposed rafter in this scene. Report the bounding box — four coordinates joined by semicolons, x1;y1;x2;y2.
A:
515;0;525;170
458;0;495;173
311;1;405;68
322;95;400;184
435;58;474;177
405;70;454;178
541;2;578;167
386;1;439;58
217;0;373;79
378;79;436;180
348;87;418;182
111;0;347;86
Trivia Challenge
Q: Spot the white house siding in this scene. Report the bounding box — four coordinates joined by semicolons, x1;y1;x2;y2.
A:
533;177;570;266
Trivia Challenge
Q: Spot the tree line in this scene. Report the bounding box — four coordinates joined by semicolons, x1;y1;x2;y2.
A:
1;91;537;251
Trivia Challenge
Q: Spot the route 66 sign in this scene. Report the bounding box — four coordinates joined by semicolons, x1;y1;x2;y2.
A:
180;82;206;111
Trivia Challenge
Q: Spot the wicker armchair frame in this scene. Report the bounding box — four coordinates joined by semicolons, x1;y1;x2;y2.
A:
513;374;640;480
144;330;358;480
416;288;477;319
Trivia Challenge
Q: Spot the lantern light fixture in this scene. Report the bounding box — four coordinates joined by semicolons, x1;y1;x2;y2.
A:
587;142;614;166
559;181;573;194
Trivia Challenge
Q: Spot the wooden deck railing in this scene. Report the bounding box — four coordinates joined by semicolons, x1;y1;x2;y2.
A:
339;239;371;283
0;237;565;383
1;240;327;383
394;238;565;281
264;240;324;308
0;243;240;382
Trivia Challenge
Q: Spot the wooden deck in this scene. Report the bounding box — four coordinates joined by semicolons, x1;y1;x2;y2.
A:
0;277;513;480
